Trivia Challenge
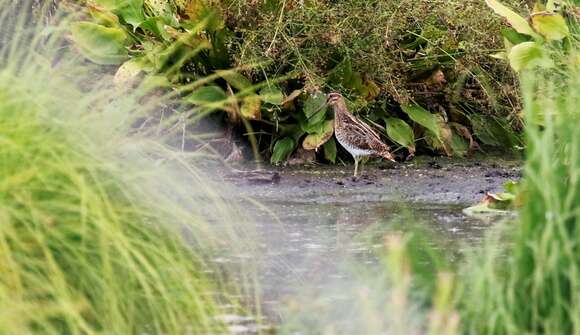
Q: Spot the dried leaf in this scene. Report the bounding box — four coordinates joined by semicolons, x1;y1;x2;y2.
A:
302;120;334;151
531;13;570;41
240;95;261;120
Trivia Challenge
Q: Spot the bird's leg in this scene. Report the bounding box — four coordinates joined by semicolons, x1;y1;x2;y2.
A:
359;156;368;176
353;157;359;178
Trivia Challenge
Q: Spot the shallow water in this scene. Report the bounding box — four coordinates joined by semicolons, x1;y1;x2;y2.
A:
219;158;519;331
247;200;495;320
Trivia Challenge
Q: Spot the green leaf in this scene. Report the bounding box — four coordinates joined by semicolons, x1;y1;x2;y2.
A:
139;17;171;40
217;71;252;91
303;93;327;119
531;13;570;41
485;0;539;38
323;138;337;163
70;22;128;65
116;0;145;28
259;86;284;105
301;93;328;132
501;28;531;45
188;85;227;105
302;120;334;151
94;0;145;28
240;95;261;120
385;117;415;153
271;137;295;164
508;41;554;71
400;104;441;139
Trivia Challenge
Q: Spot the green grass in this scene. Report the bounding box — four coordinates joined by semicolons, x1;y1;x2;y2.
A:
0;1;254;334
459;63;579;334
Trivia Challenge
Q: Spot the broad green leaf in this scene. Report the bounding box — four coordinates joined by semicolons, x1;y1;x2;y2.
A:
302;120;334;150
116;0;145;28
260;86;284;105
323;138;337;163
87;6;120;27
508;41;554;71
217;71;252;91
301;93;327;132
70;22;128;64
94;0;145;28
303;93;327;119
385;117;415;153
188;85;227;105
240;95;261;120
531;13;570;41
271;137;295;164
485;0;539;38
501;28;531;45
139;17;171;40
400;104;441;139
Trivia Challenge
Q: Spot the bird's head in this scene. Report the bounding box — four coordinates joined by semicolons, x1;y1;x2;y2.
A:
326;92;348;113
326;92;343;106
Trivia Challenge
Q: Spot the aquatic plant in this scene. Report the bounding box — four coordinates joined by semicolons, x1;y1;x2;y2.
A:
0;1;255;334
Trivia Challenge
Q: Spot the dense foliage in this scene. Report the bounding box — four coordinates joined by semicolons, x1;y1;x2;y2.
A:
69;0;542;164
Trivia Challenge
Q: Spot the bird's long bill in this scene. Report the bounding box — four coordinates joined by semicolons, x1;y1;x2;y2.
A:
383;152;396;162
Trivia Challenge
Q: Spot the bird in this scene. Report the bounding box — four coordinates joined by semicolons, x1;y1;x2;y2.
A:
326;92;396;177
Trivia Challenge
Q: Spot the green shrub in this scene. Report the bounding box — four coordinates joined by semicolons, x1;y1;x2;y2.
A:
66;0;532;164
223;0;529;159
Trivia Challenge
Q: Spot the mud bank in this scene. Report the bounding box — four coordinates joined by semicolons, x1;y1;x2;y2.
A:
229;155;522;205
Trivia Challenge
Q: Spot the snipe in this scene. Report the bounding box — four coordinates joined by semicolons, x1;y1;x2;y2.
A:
327;92;396;177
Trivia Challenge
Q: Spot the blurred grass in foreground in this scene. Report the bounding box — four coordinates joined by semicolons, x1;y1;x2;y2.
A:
459;57;579;335
0;1;256;334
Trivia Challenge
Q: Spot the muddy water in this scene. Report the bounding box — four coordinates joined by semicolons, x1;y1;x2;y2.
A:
223;156;521;330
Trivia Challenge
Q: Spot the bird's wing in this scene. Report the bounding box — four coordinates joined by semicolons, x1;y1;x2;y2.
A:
341;116;389;151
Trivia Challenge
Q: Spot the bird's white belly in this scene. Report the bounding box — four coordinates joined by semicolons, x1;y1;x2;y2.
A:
335;132;373;158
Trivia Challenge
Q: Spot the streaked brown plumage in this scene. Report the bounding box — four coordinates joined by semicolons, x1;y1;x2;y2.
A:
327;92;395;177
